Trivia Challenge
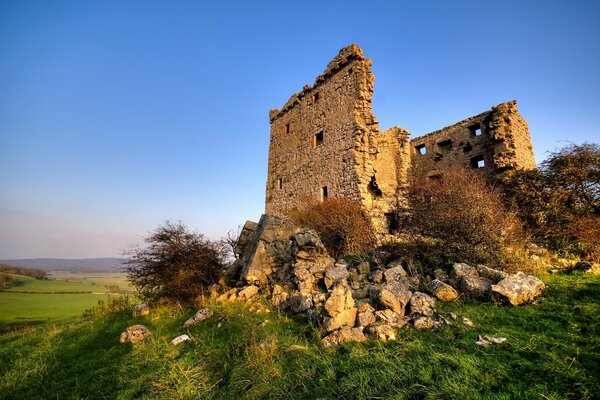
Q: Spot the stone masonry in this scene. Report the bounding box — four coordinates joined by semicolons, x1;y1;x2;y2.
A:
265;44;536;236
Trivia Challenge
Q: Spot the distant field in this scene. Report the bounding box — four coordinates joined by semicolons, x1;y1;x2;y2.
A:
0;273;132;330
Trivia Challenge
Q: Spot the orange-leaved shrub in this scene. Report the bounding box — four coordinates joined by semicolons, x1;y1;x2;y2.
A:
289;197;376;259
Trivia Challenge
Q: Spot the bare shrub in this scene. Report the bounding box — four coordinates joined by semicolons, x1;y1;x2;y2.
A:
289;197;376;259
124;221;228;303
400;167;523;265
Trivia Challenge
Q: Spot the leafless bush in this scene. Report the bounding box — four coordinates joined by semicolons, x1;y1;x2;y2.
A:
124;221;228;303
399;167;523;265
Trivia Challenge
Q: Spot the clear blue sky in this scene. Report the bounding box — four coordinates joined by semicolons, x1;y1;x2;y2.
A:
1;0;599;258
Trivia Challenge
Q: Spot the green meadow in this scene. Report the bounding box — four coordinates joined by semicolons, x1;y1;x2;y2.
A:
0;273;131;330
0;273;598;399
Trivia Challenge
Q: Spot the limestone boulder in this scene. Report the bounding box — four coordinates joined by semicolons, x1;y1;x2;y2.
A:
427;279;459;302
408;292;436;317
413;316;441;330
132;304;149;318
291;229;335;293
288;292;313;313
233;220;259;257
450;263;478;286
433;268;450;283
375;282;412;314
369;270;384;283
239;215;300;285
237;285;259;301
184;308;213;326
476;264;509;283
171;334;191;346
322;282;357;332
383;262;407;284
324;262;350;289
356;308;376;327
322;326;366;346
491;272;546;306
119;325;151;343
459;275;493;300
374;309;410;328
366;324;396;341
270;284;289;309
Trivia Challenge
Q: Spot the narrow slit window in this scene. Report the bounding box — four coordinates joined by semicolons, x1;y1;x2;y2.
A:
470;155;485;169
313;130;324;148
321;186;328;201
285;123;290;134
278;178;283;189
415;144;427;155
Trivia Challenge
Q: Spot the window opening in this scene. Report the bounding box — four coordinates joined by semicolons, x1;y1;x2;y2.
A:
415;144;427;155
285;123;290;134
385;213;400;235
278;178;283;189
313;130;324;148
367;176;383;197
470;155;485;169
469;124;482;137
437;139;452;153
462;142;473;153
321;186;328;201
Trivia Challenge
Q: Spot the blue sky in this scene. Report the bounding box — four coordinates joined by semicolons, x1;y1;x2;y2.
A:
1;0;598;258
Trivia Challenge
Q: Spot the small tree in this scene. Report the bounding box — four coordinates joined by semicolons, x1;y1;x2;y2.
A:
400;167;522;264
289;197;376;259
124;221;228;303
501;142;600;260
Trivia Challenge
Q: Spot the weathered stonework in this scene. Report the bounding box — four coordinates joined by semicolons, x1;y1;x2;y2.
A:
266;44;536;236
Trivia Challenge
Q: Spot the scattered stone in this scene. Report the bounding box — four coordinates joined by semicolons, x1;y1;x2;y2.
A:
448;312;458;321
132;304;150;318
259;320;269;327
171;334;191;346
409;292;436;316
366;324;396;341
412;316;440;330
476;264;509;283
357;309;376;327
119;325;151;343
323;282;357;332
374;309;409;328
322;326;366;346
288;292;313;313
238;285;259;301
475;335;507;346
369;270;384;283
324;263;350;289
217;288;238;302
462;317;475;327
433;268;449;283
491;272;546;306
383;263;408;284
450;263;478;286
376;282;412;314
271;284;289;309
427;279;459;302
184;308;213;326
459;275;493;300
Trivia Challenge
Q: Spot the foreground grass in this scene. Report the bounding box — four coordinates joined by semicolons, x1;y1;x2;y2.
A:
0;274;598;399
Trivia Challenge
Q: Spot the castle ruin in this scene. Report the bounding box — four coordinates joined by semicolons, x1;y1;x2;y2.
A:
266;44;536;236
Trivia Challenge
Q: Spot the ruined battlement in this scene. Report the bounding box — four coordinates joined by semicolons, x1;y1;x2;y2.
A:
265;45;536;237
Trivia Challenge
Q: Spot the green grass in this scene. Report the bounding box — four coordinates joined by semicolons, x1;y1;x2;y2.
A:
0;273;598;399
0;273;130;330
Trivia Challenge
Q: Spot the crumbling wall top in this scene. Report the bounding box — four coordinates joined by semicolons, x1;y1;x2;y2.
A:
269;44;368;122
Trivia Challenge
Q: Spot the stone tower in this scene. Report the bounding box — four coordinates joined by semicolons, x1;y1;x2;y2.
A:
265;44;536;237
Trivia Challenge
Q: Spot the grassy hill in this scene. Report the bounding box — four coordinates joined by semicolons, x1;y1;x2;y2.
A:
0;273;130;330
0;273;598;399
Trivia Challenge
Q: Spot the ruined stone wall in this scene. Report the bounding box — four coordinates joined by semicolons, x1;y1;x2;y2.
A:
266;45;408;235
265;45;536;239
409;100;536;177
